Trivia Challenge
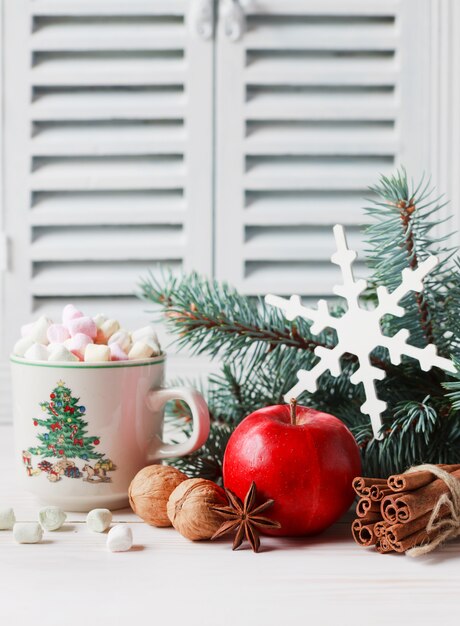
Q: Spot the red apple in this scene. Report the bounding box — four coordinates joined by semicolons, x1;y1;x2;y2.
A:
223;402;361;536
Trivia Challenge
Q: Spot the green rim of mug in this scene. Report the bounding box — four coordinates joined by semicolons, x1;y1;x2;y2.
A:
9;354;166;369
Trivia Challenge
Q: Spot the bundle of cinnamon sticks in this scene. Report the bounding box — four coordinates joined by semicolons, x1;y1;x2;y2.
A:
351;464;460;554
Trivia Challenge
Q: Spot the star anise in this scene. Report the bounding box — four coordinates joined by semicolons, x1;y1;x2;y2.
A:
210;481;281;553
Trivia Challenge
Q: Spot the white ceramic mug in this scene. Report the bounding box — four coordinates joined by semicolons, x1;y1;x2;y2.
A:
10;354;210;512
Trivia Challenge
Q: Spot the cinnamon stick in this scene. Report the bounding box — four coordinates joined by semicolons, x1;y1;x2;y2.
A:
353;477;387;497
386;468;460;523
374;520;389;539
351;519;377;547
386;527;440;553
381;495;401;524
388;464;460;493
380;535;394;553
369;484;393;502
352;467;460;555
385;504;449;545
375;537;394;554
356;497;381;518
358;510;382;524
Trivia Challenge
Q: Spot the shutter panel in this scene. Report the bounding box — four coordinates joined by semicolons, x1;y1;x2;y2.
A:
3;0;213;349
215;0;430;296
0;1;6;422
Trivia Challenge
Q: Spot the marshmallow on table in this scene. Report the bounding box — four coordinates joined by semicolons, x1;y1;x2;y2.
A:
128;341;154;360
29;316;52;345
86;508;112;533
109;343;129;362
107;525;133;552
67;333;93;361
0;508;15;530
108;330;132;353
68;316;97;340
84;343;110;362
62;304;83;326
48;344;79;362
24;343;49;362
38;506;67;531
47;323;70;344
13;522;43;544
13;335;34;357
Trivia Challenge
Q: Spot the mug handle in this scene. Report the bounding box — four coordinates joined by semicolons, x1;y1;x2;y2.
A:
146;387;210;461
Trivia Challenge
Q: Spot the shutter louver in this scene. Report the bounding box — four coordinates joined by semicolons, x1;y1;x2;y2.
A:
4;0;213;336
216;0;429;296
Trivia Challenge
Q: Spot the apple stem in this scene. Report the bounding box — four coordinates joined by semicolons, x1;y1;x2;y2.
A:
290;398;297;426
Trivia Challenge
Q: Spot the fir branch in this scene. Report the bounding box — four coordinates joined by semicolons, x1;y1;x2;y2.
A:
442;357;460;411
140;271;330;367
398;192;434;343
365;168;458;355
140;169;460;481
140;270;401;377
360;398;447;477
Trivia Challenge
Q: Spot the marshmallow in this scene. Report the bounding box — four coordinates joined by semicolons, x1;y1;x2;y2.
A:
107;525;133;552
47;323;70;344
109;343;129;361
128;341;154;360
20;322;35;337
84;343;110;362
94;329;106;344
24;343;49;362
68;316;97;339
144;334;161;356
48;344;79;363
108;330;132;353
62;304;83;326
95;319;120;344
38;506;67;531
131;325;156;343
68;333;93;360
93;313;108;329
13;522;43;544
100;319;120;341
0;508;15;530
15;306;160;363
86;508;112;533
29;316;51;345
131;326;161;355
13;335;34;357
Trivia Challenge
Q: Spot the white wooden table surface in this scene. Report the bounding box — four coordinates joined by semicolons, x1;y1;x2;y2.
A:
1;424;460;626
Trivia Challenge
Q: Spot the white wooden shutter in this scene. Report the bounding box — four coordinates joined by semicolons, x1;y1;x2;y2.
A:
0;0;7;421
215;0;431;296
3;0;213;354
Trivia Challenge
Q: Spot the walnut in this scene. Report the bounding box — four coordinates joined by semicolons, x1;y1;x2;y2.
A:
129;465;187;527
167;478;227;540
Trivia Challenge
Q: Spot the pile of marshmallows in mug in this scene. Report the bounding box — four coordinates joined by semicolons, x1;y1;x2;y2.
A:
12;304;161;363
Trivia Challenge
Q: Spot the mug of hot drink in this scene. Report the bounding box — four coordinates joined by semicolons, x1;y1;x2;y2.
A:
11;309;210;512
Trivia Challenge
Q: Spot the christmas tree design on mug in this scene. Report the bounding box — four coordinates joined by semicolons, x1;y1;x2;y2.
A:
24;380;116;483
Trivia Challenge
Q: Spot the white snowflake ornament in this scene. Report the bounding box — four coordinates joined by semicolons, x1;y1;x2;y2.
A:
266;225;455;440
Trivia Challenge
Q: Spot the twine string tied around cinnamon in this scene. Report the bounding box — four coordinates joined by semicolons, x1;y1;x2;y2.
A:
405;464;460;557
